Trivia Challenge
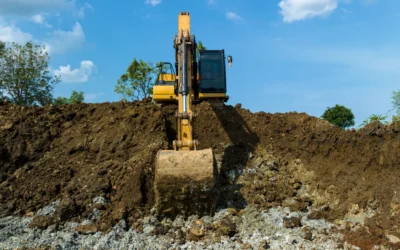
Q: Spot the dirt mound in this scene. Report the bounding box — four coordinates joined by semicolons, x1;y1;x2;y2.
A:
1;99;400;249
0;98;168;231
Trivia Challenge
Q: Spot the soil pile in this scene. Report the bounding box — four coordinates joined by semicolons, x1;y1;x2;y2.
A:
0;99;168;231
1;99;400;249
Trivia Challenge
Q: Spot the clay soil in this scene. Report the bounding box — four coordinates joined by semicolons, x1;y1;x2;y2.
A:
1;99;400;249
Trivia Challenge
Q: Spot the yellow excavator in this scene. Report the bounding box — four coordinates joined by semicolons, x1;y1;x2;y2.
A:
153;12;232;217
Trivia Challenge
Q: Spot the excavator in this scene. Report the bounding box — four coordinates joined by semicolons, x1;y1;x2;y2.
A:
153;12;232;218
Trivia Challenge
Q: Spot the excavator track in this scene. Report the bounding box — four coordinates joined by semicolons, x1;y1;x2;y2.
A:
154;148;217;218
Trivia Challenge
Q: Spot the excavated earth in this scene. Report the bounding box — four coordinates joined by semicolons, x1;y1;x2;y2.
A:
1;98;400;249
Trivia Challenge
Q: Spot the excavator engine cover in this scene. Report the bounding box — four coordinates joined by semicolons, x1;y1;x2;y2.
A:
154;148;217;218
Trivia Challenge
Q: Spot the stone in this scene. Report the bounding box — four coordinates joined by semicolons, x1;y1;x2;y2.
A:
76;224;98;235
283;216;302;228
187;219;206;241
301;226;313;241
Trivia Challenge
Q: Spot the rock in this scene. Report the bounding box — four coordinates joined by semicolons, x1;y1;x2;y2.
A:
301;226;313;241
25;211;34;217
187;219;205;241
266;161;279;171
235;103;242;109
283;216;302;228
152;225;168;235
258;239;271;249
227;208;238;216
174;229;186;244
76;223;98;234
386;234;400;244
29;215;55;229
390;191;400;214
215;217;237;237
241;242;252;249
54;198;79;222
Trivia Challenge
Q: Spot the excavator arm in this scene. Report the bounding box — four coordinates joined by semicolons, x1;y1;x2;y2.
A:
173;12;198;151
154;12;217;218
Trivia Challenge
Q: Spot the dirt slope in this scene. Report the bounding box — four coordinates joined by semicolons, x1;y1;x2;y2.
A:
1;99;400;249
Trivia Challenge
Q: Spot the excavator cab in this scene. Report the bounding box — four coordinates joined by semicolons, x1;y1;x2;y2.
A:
197;50;229;103
152;62;177;102
153;51;230;104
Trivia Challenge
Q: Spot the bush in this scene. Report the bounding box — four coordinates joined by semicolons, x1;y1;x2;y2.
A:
321;104;355;129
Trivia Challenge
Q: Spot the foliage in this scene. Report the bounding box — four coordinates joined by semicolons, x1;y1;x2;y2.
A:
0;41;60;106
196;41;206;58
321;104;355;129
392;89;400;116
359;114;388;128
115;58;158;101
53;90;85;105
0;41;5;58
69;90;84;103
392;115;400;123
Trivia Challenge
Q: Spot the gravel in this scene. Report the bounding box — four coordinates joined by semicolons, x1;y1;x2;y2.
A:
0;202;362;250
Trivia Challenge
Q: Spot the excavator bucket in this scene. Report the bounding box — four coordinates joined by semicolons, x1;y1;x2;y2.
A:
154;148;217;218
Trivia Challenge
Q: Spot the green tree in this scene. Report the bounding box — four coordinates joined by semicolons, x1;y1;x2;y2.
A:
392;115;400;123
69;90;84;103
0;41;5;58
53;90;85;105
359;114;388;128
392;89;400;116
321;104;355;129
0;41;60;106
53;96;69;105
115;58;157;101
196;41;206;58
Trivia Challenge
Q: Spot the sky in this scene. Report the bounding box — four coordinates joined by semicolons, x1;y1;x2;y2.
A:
0;0;399;127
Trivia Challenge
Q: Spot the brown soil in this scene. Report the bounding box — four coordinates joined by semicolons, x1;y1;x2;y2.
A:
1;99;400;249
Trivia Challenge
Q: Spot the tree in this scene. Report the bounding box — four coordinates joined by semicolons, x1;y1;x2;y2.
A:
0;41;5;58
69;90;84;103
321;104;355;129
114;58;157;101
0;41;60;106
392;89;400;116
196;41;206;58
53;90;85;105
392;115;400;123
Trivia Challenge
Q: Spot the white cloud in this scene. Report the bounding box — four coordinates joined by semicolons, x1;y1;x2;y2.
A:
31;14;52;27
225;12;242;20
208;0;215;5
145;0;161;6
44;22;85;54
54;60;95;83
85;92;105;101
0;0;74;16
32;14;44;24
278;0;338;23
73;3;94;19
0;24;33;43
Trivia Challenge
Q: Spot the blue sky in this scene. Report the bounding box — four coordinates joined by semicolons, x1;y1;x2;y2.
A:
0;0;399;126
